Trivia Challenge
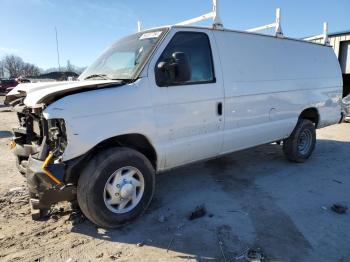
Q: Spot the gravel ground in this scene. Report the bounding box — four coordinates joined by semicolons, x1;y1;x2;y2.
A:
0;95;349;262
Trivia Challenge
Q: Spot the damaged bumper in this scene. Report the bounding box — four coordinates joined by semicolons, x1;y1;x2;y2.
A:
26;153;76;209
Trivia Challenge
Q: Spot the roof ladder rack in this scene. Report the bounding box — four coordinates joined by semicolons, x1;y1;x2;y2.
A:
176;0;223;29
246;8;283;37
303;22;330;45
137;21;143;32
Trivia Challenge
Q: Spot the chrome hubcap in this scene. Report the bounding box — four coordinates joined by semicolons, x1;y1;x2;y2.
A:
103;166;144;214
297;129;312;155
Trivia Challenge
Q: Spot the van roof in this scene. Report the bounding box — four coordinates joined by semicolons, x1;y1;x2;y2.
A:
142;25;330;48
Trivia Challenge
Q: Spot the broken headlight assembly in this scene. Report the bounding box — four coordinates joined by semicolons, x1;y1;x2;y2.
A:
342;96;350;105
47;119;67;161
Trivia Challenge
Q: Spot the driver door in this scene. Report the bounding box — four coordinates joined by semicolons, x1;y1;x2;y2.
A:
148;29;224;169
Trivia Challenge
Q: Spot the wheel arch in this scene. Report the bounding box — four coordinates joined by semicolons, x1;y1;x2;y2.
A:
65;133;158;184
299;107;320;128
94;133;158;169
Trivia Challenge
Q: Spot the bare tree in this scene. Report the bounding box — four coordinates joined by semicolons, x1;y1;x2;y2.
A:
0;61;4;78
1;55;41;78
22;63;40;77
2;55;24;78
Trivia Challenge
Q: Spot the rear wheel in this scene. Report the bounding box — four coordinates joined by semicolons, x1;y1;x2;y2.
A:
77;147;155;228
283;119;316;163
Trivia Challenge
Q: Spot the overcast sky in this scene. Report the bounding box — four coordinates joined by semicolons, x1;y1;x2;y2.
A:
1;0;349;69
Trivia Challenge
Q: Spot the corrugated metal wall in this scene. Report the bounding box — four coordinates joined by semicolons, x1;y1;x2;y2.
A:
339;41;350;74
313;34;350;56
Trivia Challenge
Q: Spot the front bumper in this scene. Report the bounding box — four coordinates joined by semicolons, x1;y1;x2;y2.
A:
11;133;82;209
26;154;76;209
11;122;76;208
26;154;76;208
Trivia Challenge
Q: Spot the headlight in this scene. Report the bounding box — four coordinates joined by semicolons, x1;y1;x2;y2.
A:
32;119;41;137
342;96;350;105
47;119;67;160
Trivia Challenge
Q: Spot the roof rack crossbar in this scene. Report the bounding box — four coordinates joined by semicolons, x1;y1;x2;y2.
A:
176;12;215;26
303;22;330;45
246;8;283;37
176;0;223;29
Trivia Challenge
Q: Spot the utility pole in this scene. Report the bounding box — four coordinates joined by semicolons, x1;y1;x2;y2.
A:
55;27;61;71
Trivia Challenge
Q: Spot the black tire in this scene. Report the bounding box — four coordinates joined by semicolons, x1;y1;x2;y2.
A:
283;119;316;163
77;147;155;228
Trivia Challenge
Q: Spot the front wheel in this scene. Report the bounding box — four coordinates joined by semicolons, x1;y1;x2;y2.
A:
283;119;316;163
77;147;155;228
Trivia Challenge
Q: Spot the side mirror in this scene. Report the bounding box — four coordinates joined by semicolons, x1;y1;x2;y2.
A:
172;52;191;83
156;52;191;86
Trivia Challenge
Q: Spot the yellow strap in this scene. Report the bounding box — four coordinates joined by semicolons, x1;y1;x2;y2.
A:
41;152;61;185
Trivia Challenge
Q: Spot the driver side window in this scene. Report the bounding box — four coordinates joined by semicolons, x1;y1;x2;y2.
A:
155;32;215;86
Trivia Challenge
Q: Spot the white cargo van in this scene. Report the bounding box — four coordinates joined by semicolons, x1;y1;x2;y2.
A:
6;3;343;228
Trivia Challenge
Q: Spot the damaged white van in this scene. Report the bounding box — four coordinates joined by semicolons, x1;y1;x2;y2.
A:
6;4;343;228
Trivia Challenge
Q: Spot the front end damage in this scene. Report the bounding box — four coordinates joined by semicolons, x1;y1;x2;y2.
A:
5;80;126;218
9;98;77;217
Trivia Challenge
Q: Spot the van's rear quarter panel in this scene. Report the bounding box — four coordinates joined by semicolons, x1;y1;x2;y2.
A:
213;30;342;152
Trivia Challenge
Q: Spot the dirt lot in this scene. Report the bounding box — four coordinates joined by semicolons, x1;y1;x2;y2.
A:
0;96;349;262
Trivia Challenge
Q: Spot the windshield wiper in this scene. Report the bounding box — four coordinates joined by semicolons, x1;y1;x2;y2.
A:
111;78;133;83
84;74;111;80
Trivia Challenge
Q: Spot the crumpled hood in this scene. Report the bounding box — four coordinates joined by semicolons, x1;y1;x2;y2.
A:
5;80;123;107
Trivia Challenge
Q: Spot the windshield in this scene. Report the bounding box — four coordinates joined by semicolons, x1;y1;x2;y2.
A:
80;29;167;81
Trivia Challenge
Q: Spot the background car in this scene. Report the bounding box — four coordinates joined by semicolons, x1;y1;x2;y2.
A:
0;79;18;93
5;78;31;93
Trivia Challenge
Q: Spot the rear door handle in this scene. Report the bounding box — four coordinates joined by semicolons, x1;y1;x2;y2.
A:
217;102;223;116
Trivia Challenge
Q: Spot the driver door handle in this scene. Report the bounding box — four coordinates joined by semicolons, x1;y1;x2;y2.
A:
217;102;223;116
